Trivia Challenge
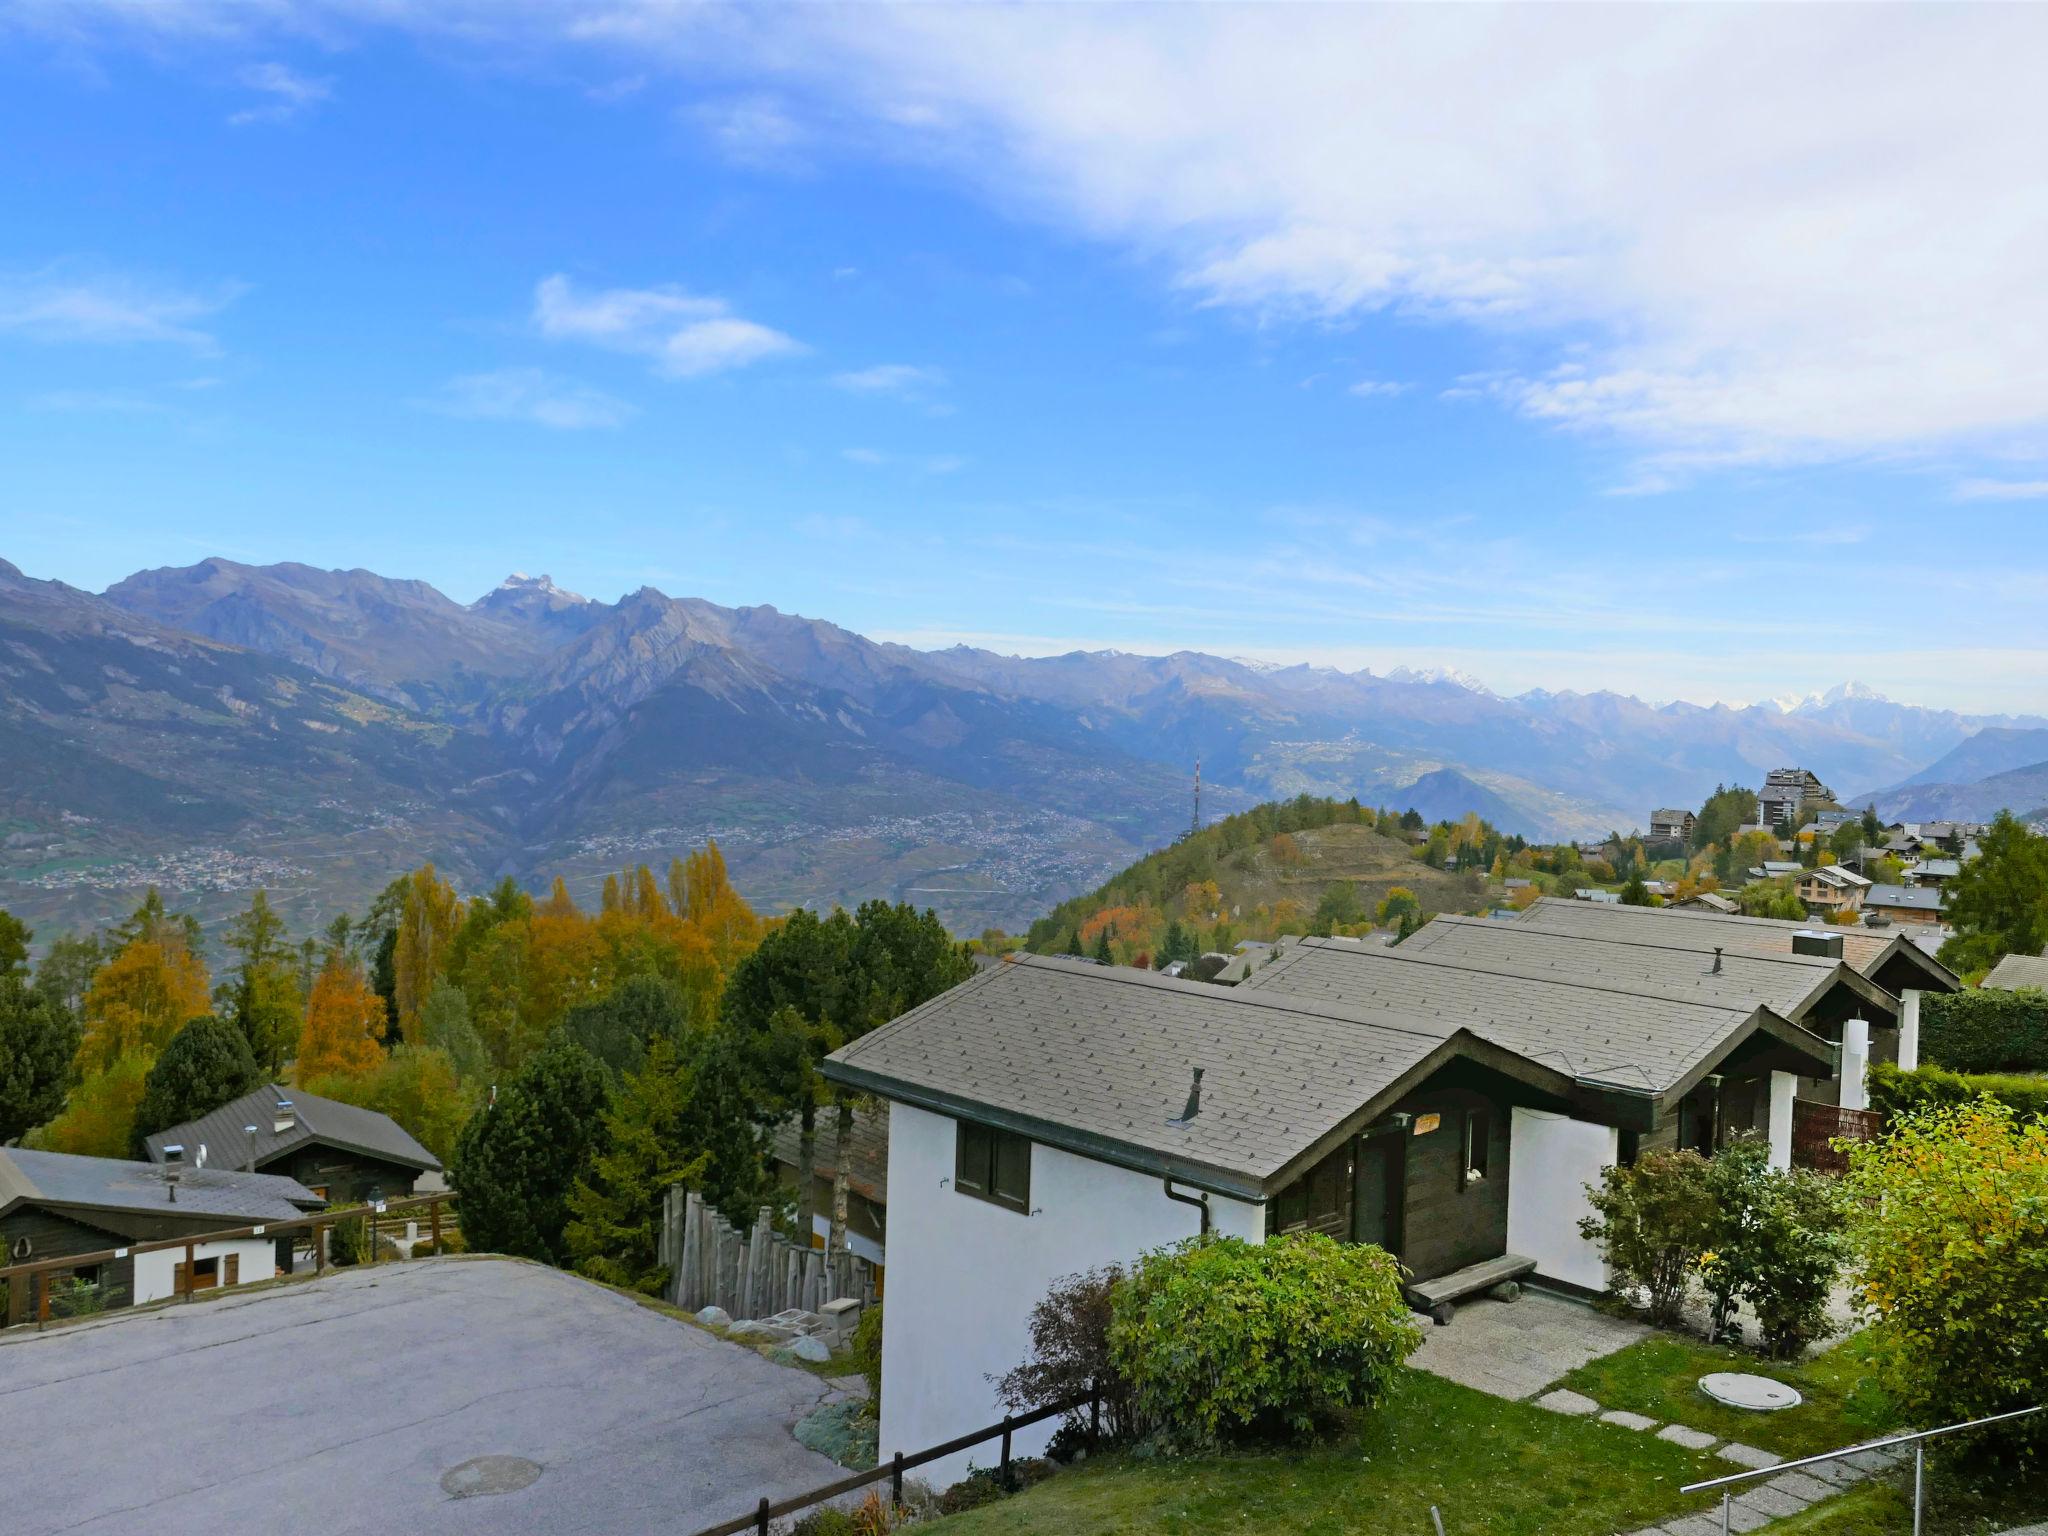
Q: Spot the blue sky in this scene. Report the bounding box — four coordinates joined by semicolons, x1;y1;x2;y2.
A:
5;5;2048;712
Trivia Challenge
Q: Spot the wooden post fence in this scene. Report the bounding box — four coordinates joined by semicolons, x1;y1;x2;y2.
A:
662;1185;876;1319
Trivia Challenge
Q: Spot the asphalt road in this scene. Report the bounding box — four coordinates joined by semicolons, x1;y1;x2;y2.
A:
0;1257;851;1535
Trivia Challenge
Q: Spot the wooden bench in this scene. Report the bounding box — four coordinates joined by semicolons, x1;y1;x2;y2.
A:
1405;1253;1537;1326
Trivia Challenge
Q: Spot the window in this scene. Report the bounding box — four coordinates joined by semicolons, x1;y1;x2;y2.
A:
1461;1109;1491;1189
955;1121;1031;1213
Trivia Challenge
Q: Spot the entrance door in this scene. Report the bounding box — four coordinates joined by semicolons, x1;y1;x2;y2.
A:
1352;1135;1404;1255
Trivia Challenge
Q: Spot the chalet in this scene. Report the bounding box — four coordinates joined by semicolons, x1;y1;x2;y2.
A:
1796;864;1871;915
1;1147;322;1326
1748;860;1803;880
143;1085;439;1204
1863;883;1944;928
1760;768;1831;829
770;1104;889;1267
1676;891;1739;913
828;912;1896;1484
1905;858;1962;887
1648;809;1695;842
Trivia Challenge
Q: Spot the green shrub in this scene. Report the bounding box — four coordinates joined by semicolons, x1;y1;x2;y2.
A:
791;1510;859;1536
44;1274;122;1317
1108;1233;1419;1449
328;1215;367;1267
1579;1149;1716;1325
850;1301;882;1403
1921;987;2048;1074
1696;1137;1849;1358
1868;1060;2048;1121
1844;1100;2048;1460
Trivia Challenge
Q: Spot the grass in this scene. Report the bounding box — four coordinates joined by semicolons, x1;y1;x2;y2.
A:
1556;1329;1901;1460
1765;1458;2048;1534
924;1367;1732;1536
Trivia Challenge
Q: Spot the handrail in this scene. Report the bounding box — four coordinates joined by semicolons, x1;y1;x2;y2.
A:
688;1384;1101;1536
1680;1403;2045;1493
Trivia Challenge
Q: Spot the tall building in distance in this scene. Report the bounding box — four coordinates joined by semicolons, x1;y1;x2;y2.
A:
1760;767;1832;829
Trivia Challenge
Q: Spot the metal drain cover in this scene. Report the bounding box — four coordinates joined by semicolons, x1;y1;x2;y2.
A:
1699;1372;1802;1411
441;1455;543;1498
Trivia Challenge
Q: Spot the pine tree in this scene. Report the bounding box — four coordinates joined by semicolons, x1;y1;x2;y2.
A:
450;1033;611;1265
132;1014;263;1154
0;972;75;1143
224;890;301;1075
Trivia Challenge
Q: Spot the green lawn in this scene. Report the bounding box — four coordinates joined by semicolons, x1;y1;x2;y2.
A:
925;1368;1732;1536
1766;1460;2048;1534
1556;1330;1901;1461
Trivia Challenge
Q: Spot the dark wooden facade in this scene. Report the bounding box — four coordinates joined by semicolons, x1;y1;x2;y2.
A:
1;1202;296;1326
259;1144;429;1205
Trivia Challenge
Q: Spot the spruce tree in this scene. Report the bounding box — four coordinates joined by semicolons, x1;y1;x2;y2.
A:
0;973;75;1144
132;1014;263;1155
450;1033;611;1265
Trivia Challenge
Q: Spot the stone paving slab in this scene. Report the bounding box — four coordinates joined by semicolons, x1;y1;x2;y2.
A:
1407;1292;1649;1400
1717;1441;1784;1470
1769;1470;1837;1503
1534;1388;1601;1416
1738;1483;1813;1518
1656;1424;1718;1450
1600;1409;1660;1431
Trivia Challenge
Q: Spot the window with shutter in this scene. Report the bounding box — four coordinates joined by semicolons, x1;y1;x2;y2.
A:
954;1121;1031;1214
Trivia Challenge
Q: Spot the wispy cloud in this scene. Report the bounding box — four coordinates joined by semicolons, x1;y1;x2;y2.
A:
533;273;801;379
0;265;238;351
832;363;948;399
228;61;331;126
1954;478;2048;502
841;446;964;474
690;94;807;169
419;367;634;430
1348;378;1409;398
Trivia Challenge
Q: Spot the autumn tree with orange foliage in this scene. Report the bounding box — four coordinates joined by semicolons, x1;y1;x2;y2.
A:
298;951;387;1080
75;923;211;1075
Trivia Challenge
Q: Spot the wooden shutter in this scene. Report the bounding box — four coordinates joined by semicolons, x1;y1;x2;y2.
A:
224;1254;240;1286
173;1261;188;1295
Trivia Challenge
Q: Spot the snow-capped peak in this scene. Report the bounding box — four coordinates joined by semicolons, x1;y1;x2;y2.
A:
495;572;589;603
1387;665;1494;696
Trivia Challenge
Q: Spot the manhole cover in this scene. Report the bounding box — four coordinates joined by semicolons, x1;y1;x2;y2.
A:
441;1455;543;1498
1699;1372;1802;1411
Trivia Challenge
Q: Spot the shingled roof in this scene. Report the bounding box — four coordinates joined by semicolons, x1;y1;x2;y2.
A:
1508;897;1957;993
0;1147;322;1227
1241;932;1835;1101
142;1084;440;1175
1984;952;2048;991
771;1104;891;1203
823;954;1575;1200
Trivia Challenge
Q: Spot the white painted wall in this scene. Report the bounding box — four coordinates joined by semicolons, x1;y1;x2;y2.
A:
1840;1018;1871;1111
1767;1072;1797;1171
878;1102;1262;1488
1504;1108;1615;1293
806;1212;885;1268
1898;990;1922;1072
132;1236;278;1305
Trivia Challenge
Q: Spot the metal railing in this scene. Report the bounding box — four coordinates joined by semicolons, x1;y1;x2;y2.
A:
1681;1403;2045;1535
1;1191;459;1330
689;1382;1103;1536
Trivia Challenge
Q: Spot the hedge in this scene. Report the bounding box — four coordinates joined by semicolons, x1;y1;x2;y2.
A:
1921;986;2048;1074
1868;1059;2048;1121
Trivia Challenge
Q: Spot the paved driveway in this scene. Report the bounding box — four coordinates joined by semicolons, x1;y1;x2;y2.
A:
0;1258;850;1536
1409;1289;1649;1399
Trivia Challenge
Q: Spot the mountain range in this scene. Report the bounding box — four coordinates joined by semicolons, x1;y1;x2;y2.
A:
4;554;2045;941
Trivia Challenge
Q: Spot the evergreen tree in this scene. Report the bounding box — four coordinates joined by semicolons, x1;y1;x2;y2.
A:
1939;812;2048;974
562;974;689;1080
0;972;75;1143
223;890;301;1075
0;910;29;978
33;933;105;1026
415;978;490;1084
1620;873;1653;906
132;1014;263;1154
450;1033;612;1265
1091;928;1114;964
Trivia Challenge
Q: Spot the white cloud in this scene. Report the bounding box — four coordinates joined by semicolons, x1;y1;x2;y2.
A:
421;367;634;430
1348;378;1408;399
691;94;807;168
1954;478;2048;502
0;265;237;350
532;273;801;378
831;363;947;398
228;60;331;125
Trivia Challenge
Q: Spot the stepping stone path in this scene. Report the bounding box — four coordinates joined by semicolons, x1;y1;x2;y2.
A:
1529;1379;1913;1535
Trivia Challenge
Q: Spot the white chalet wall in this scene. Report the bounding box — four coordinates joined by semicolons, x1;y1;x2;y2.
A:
878;1102;1262;1488
1504;1108;1614;1292
132;1236;278;1305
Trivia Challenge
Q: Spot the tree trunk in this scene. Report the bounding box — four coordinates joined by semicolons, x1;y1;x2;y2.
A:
796;1097;817;1246
830;1100;853;1256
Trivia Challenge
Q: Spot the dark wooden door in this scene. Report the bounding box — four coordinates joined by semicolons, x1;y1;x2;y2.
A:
1352;1135;1404;1256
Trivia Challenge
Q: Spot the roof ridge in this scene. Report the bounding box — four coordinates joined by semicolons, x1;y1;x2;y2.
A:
1432;913;1835;969
1289;934;1760;1016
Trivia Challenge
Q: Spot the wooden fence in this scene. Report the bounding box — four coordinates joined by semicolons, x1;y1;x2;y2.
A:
1792;1098;1883;1174
658;1188;875;1319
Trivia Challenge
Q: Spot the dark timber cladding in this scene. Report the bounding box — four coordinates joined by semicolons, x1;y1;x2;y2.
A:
142;1084;441;1203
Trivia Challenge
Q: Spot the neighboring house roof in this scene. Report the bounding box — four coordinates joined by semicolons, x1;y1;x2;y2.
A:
1678;893;1740;913
824;954;1576;1201
1244;928;1838;1101
142;1084;441;1175
1754;862;1803;876
1865;884;1944;914
1650;809;1691;823
1509;896;1960;994
1573;888;1621;903
1802;865;1872;890
770;1103;891;1205
1983;952;2048;991
0;1147;321;1227
1907;859;1962;881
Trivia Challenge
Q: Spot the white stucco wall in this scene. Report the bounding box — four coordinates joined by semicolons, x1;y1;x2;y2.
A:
132;1236;279;1305
878;1101;1262;1488
1504;1108;1615;1293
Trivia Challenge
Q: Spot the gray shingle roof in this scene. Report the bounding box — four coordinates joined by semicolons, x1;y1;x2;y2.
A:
1983;952;2048;991
142;1084;440;1174
0;1147;321;1224
1242;931;1831;1098
1866;884;1943;913
771;1104;891;1203
823;954;1530;1198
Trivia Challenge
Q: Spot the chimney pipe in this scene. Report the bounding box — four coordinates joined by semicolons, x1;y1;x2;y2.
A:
1712;946;1723;974
1171;1066;1204;1125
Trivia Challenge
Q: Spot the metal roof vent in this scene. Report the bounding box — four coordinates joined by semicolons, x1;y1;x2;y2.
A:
1711;947;1723;975
1792;930;1845;960
1168;1066;1204;1127
162;1143;184;1202
273;1098;297;1135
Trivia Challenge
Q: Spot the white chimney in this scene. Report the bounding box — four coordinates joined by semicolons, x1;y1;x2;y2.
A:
1840;1018;1871;1112
272;1098;297;1136
1898;989;1922;1072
